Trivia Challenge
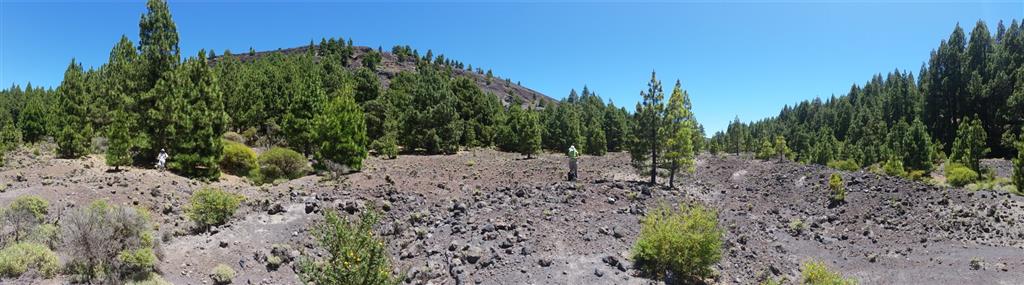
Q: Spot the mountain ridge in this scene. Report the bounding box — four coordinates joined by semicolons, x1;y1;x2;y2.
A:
210;44;557;108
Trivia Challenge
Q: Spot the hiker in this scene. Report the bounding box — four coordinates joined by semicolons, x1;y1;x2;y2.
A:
567;145;579;181
157;148;169;171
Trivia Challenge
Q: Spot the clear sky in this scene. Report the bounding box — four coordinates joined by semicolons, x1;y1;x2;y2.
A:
2;1;1022;133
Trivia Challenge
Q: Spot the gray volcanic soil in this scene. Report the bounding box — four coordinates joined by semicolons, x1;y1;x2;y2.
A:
1;147;1022;285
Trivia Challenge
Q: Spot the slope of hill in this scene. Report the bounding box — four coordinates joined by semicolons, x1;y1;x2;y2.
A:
3;146;1022;284
212;45;557;107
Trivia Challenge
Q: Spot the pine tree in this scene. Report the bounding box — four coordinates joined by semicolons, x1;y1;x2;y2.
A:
544;99;584;152
105;110;133;170
727;116;744;155
603;102;628;152
905;118;934;171
17;91;49;143
55;59;94;159
630;71;665;185
149;51;226;179
0;108;21;167
138;0;180;90
773;135;790;162
282;57;326;155
520;110;542;158
353;68;381;104
136;0;180;160
663;80;695;188
692;123;705;155
313;91;368;171
756;138;774;160
506;104;542;158
585;116;607;156
397;65;462;154
950;116;989;171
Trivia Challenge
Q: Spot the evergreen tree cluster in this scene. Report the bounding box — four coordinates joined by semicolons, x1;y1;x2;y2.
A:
0;0;639;178
539;86;632;156
712;20;1024;174
630;72;703;187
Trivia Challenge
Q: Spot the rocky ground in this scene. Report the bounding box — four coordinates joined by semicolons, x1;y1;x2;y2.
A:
1;146;1023;285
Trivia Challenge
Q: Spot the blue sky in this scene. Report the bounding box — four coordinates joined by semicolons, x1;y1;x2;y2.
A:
2;1;1022;133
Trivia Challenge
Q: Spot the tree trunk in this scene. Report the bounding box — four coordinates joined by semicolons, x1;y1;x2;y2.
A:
650;127;658;185
669;161;677;188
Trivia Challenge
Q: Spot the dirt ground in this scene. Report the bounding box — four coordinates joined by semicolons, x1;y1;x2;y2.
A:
1;146;1022;285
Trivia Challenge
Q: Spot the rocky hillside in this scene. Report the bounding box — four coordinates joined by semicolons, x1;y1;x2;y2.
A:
2;146;1022;284
212;45;557;108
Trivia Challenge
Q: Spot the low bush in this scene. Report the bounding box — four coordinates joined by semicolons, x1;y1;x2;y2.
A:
187;188;242;230
126;273;173;285
882;158;907;178
1013;141;1023;193
827;160;859;172
255;147;309;184
4;195;48;242
266;255;283;270
210;264;235;284
788;218;806;234
945;163;979;187
828;173;846;203
117;248;158;279
800;260;857;285
907;170;927;181
220;141;258;177
632;203;722;280
965;177;1018;193
241;128;258;145
62;200;157;283
222;132;244;143
298;209;402;285
371;136;399;159
27;224;59;249
0;242;58;278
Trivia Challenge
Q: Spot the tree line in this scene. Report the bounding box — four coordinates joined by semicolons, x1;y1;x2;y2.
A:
0;0;637;180
710;20;1024;177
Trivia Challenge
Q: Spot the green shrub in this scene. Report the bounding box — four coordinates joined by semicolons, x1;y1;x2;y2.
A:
945;163;979;187
827;160;859;172
188;188;242;230
255;147;309;184
63;200;157;282
632;203;722;280
800;260;857;285
222;132;244;143
788;218;806;234
829;173;846;203
266;255;283;270
756;139;775;160
950;116;988;171
371;135;398;159
211;264;236;284
241;128;258;145
965;177;1017;193
126;273;173;285
313;93;368;171
907;170;927;181
882;158;907;178
27;223;60;249
1013;141;1023;193
117;248;158;278
298;209;402;285
220;141;258;177
4;195;48;241
0;242;58;278
8;195;48;221
761;277;787;285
